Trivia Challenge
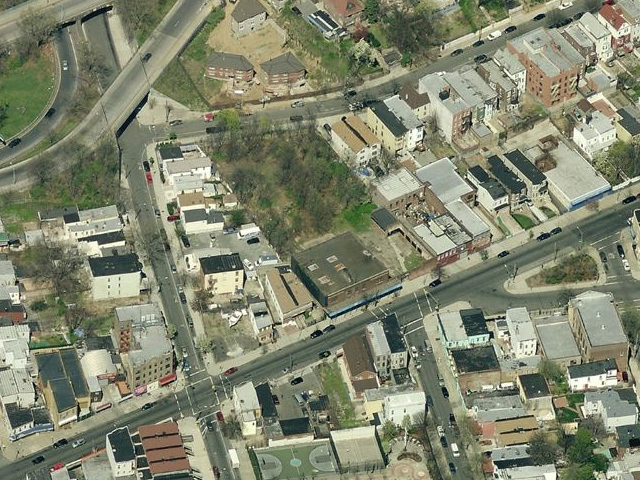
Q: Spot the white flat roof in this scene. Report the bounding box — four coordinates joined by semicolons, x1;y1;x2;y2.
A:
373;168;422;202
415;157;473;205
413;223;456;255
445;200;489;238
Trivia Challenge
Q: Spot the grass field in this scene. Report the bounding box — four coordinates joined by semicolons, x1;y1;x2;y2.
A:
512;213;535;230
341;202;376;232
317;363;358;428
153;59;209;111
557;407;580;423
0;49;55;138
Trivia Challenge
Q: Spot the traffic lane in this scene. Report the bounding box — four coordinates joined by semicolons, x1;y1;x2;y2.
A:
82;13;119;88
159;0;211;38
203;420;234;480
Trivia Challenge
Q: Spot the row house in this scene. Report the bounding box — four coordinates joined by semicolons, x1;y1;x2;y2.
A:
577;12;614;62
617;0;640;44
477;61;520;111
598;3;633;53
330;115;381;168
572;110;617;160
366;96;423;156
562;24;597;66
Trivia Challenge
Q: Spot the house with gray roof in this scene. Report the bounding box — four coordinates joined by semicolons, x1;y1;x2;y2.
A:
206;52;254;82
365;95;424;155
231;0;267;37
493;49;527;96
584;389;638;433
567;358;618;392
472;395;525;423
260;52;306;85
617;105;640;142
577;12;613;61
477;60;519;111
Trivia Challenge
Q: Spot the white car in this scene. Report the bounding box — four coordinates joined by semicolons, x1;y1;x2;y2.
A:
62;60;68;71
291;100;305;108
487;30;502;41
437;425;445;436
243;258;254;271
623;259;631;271
410;346;419;359
558;1;573;10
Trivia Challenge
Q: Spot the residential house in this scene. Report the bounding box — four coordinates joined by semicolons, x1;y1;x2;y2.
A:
249;300;274;344
383;390;426;426
0;300;26;324
233;382;262;436
0;261;16;287
438;308;490;350
365;314;408;380
0;368;35;406
535;316;582;368
493;49;527;96
568;291;629;372
503;150;547;201
505;308;537;358
567;358;618;392
517;373;554;421
494;415;540;447
493;461;557;480
177;192;206;211
89;254;142;301
362;384;417;421
172;175;204;199
366;96;424;155
206;52;254;82
165;157;212;185
200;253;244;295
322;0;363;27
139;422;191;479
0;285;20;305
616;424;640;454
584;389;638;433
507;28;585;107
263;267;314;324
398;83;431;122
63;204;122;241
477;60;520;110
106;426;136;478
157;145;183;164
343;333;379;397
598;3;633;52
617;0;640;43
0;323;30;368
577;12;614;61
231;0;267;37
488;155;527;210
616;105;640;142
562;24;597;66
3;403;52;442
573;110;617;159
78;231;126;258
260;52;306;86
371;168;425;213
114;304;174;391
330;115;381;167
472;395;526;423
467;165;509;212
182;209;224;235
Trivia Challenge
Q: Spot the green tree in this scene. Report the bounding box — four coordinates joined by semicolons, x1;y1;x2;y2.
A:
592;453;609;472
621;309;640;343
229;210;246;228
382;420;397;440
216;109;242;131
528;431;560;466
221;415;242;439
562;464;595;480
538;358;564;384
567;429;594;465
364;0;380;23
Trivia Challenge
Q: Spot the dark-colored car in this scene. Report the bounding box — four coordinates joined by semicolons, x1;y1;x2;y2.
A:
537;232;551;241
142;160;151;172
449;413;456;424
617;244;625;258
45;107;56;118
181;235;191;248
441;386;449;398
323;123;331;134
319;350;331;359
205;126;225;134
449;463;457;474
497;250;510;258
186;315;193;327
440;436;448;448
550;227;562;235
247;237;260;245
323;324;336;333
622;195;637;204
599;251;607;263
450;48;463;57
290;376;304;386
573;11;584;20
310;329;323;339
290;115;303;122
179;292;187;304
8;138;21;148
426;395;434;407
32;456;45;465
429;278;442;288
505;25;517;33
141;402;155;410
345;89;357;98
272;394;280;405
53;438;68;448
474;54;489;64
206;420;215;432
472;39;485;48
223;367;238;376
142;52;152;62
533;13;546;21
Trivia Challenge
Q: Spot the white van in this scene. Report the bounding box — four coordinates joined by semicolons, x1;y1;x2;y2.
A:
487;30;502;41
72;438;86;448
451;442;460;457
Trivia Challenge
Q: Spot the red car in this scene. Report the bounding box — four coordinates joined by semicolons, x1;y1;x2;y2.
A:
50;462;64;472
215;410;224;422
203;112;215;122
223;367;238;376
145;171;153;184
167;214;180;222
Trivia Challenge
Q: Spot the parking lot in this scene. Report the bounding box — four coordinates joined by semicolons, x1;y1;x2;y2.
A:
186;229;279;269
272;370;323;421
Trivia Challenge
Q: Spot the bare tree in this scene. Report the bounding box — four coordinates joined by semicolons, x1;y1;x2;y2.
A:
16;8;56;58
165;102;172;123
77;42;111;89
581;415;606;438
27;242;87;301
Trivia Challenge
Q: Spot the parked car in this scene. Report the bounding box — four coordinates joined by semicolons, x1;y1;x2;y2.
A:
426;395;433;407
62;60;68;71
290;376;304;386
142;160;151;172
440;436;448;448
291;100;305;108
289;115;303;122
181;235;191;248
450;48;463;57
272;394;280;405
573;11;584;20
505;25;517;33
472;39;485;48
318;350;331;359
622;195;637;204
169;119;183;126
550;227;562;235
45;107;56;118
72;438;85;448
428;278;442;288
474;54;489;64
223;367;238;376
558;1;573;9
247;237;260;245
141;402;155;411
441;386;449;398
32;456;45;465
215;410;225;422
8;138;21;148
310;329;323;339
186;315;193;327
154;207;161;218
142;52;152;62
449;413;456;424
323;324;336;333
206;420;215;432
623;258;631;271
167;214;180;222
53;438;68;449
449;463;457;474
617;244;625;258
50;462;64;472
487;30;502;41
497;250;510;258
179;292;187;304
533;13;546;20
537;232;551;241
171;264;177;273
437;425;445;436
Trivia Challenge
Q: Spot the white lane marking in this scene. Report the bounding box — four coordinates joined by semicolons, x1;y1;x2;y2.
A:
405;325;425;336
591;234;617;246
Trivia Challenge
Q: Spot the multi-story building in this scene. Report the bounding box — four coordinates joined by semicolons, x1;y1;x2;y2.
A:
383;390;426;426
371;168;425;213
0;323;30;369
488;155;527;210
88;254;142;300
114;304;174;391
598;3;633;52
493;49;527;96
365;314;408;380
584;389;638;433
562;24;597;66
568;291;629;372
577;12;614;61
263;267;314;324
0;261;16;288
503;150;547;201
477;60;520;110
199;253;244;295
343;334;379;397
0;369;34;406
617;0;640;43
438;308;490;350
366;96;424;155
233;382;261;436
249;300;274;345
567;358;618;392
330;115;381;167
63;204;122;241
322;0;363;27
398;84;431;122
231;0;267;37
206;52;254;82
164;157;212;185
507;28;585;107
139;422;191;478
505;308;537;358
573;110;617;160
467;165;509;212
260;52;306;86
106;426;136;478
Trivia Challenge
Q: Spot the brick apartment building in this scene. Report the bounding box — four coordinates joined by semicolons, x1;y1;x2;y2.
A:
206;52;254;82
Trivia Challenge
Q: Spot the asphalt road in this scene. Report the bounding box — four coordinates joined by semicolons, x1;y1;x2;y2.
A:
0;28;78;160
81;12;119;90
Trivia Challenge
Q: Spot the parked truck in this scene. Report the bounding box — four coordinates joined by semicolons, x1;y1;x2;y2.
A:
228;448;240;469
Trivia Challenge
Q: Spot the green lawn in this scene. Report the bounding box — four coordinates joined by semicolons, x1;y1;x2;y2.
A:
153;59;209;111
404;252;425;271
341;202;376;232
0;50;55;138
30;335;69;350
496;216;512;237
541;206;556;218
557;407;580;423
367;24;389;49
512;213;535;230
317;363;358;428
566;393;584;408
